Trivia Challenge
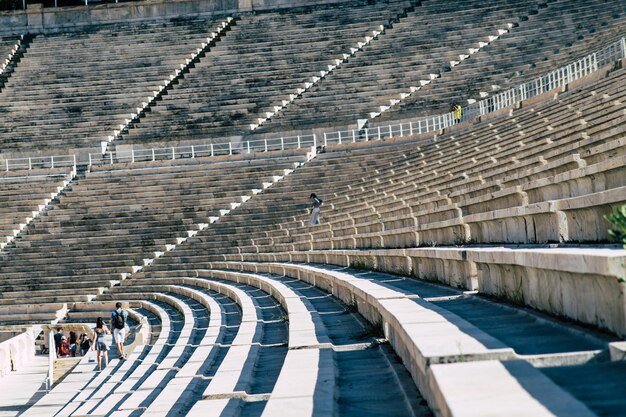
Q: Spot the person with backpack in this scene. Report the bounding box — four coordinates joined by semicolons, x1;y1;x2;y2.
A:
309;193;323;225
110;302;128;360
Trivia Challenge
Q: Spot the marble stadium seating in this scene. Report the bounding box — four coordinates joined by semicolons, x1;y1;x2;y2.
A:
0;0;624;416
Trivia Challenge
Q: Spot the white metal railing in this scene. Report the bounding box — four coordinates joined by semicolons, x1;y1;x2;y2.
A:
88;135;318;165
3;36;625;170
6;0;129;10
326;36;626;145
3;154;76;171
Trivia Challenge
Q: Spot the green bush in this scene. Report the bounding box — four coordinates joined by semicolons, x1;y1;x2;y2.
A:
606;204;626;248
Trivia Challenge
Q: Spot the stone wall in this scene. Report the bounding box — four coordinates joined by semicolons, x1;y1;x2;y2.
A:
0;330;36;374
0;0;350;35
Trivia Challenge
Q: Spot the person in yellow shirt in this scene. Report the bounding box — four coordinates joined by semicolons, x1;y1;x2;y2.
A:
452;102;462;123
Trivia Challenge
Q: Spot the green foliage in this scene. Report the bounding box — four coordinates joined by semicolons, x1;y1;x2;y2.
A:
606;204;626;248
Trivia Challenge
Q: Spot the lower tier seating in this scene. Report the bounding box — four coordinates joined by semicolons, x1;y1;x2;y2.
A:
0;168;73;250
25;258;621;416
0;153;307;324
14;273;429;416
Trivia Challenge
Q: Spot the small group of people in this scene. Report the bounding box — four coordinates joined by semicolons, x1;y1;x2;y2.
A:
53;328;91;357
92;302;129;371
53;302;129;372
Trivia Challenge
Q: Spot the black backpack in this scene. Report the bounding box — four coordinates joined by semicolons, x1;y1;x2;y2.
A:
113;311;125;329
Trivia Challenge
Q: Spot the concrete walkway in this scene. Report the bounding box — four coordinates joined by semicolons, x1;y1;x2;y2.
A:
0;355;48;417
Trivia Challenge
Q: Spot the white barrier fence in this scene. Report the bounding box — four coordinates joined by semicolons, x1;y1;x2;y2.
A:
4;154;76;172
88;135;318;165
3;36;625;170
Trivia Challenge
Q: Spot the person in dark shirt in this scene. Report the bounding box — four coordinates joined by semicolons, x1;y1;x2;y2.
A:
53;327;64;356
309;193;322;225
79;333;91;356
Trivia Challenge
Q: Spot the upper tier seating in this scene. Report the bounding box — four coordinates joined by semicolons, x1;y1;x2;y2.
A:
0;154;306;323
120;0;414;144
1;0;623;153
0;17;223;153
380;0;626;120
258;0;537;131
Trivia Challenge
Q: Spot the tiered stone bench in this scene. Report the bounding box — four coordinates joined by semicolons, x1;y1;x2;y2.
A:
0;17;223;153
381;0;626;119
192;261;620;417
0;155;306;323
121;0;413;142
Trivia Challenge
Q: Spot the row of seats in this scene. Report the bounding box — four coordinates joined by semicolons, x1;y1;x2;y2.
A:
18;270;427;416
259;0;535;130
380;0;626;120
0;17;224;152
0;154;307;323
120;0;414;143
